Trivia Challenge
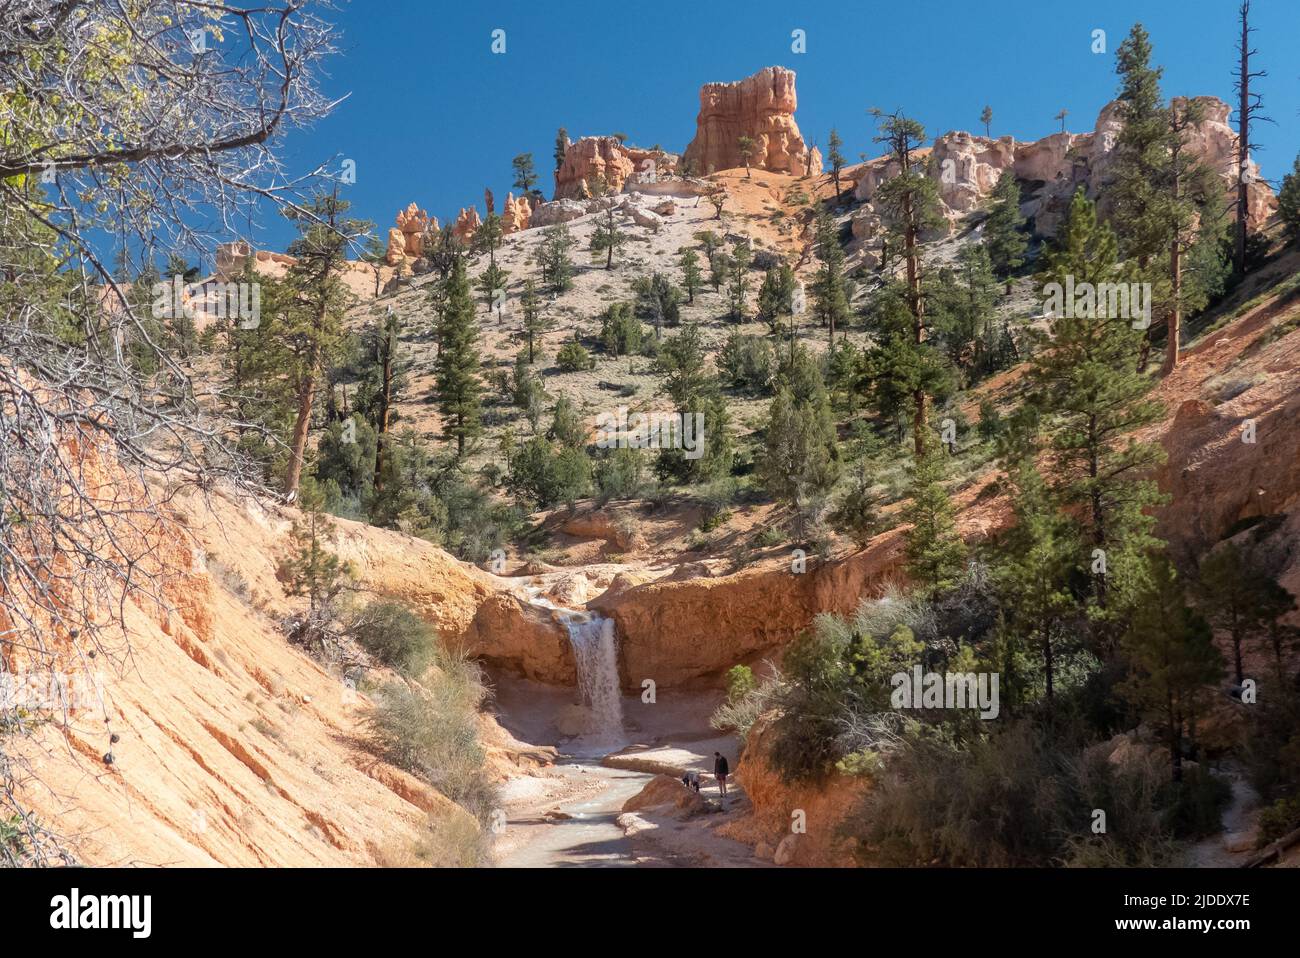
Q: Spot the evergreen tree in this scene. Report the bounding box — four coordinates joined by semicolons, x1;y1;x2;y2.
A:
980;105;993;138
520;279;549;363
679;247;703;303
536;224;576;294
1278;153;1300;244
511;152;539;196
726;239;752;320
872;108;945;455
902;448;967;598
554;127;570;173
984;170;1027;280
757;261;796;334
476;261;509;321
632;272;682;338
474;211;504;267
590;194;627;269
432;255;484;458
600;301;644;358
811;209;851;343
280;190;369;496
1031;189;1166;620
827;128;845;199
279;482;349;616
1120;555;1223;782
1199;543;1293;686
737;135;756;177
991;455;1076;709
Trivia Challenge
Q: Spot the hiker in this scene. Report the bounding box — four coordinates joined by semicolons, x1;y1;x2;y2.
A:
714;751;730;797
681;770;701;792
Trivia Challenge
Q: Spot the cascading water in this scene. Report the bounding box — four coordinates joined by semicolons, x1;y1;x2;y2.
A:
522;588;625;742
557;610;624;741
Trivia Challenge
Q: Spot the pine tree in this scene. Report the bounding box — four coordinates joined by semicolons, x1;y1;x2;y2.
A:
1120;555;1223;782
984;170;1027;280
991;455;1076;709
520;279;549;363
476;261;509;322
279;482;349;616
679;247;703;303
827;128;845;199
1279;154;1300;245
632;272;682;339
811;209;851;343
536;224;576;294
280;190;369;497
902;448;966;598
1163;97;1222;374
432;255;484;458
737;135;756;177
757;261;796;334
726;239;752;320
474;211;504;267
554;127;570;174
1199;543;1290;686
589;194;627;269
1031;189;1166;618
980;105;993;138
872;108;945;455
512;152;538;196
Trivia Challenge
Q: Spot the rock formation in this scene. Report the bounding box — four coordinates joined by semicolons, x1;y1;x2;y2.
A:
553;136;678;200
386;203;434;264
451;205;481;245
853;95;1274;242
681;66;822;178
500;192;532;234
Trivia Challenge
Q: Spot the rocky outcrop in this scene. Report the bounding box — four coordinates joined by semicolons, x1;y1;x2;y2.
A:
717;715;870;866
589;532;908;689
681;66;821;178
530;198;587;227
852;95;1275;241
553;135;678;200
500;192;532;234
386;203;433;264
462;593;576;684
451;205;481;245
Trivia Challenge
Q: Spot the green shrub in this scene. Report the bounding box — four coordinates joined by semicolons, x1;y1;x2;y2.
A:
1257;797;1300;847
556;341;595;371
725;665;756;703
366;646;498;823
347;599;436;675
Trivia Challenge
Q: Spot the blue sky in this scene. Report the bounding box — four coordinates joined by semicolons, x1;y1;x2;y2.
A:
252;0;1300;255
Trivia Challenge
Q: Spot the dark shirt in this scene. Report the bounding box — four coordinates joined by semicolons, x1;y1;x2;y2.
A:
714;755;729;776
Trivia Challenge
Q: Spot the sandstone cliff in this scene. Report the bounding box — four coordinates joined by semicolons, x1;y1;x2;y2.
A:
681;66;822;178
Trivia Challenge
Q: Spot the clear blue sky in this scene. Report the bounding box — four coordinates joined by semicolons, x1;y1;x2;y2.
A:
254;0;1300;254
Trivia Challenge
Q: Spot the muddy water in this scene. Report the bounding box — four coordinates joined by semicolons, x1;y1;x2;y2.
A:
499;761;654;868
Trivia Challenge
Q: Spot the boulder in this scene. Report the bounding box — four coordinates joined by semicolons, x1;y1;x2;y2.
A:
530;199;587;227
622;774;708;818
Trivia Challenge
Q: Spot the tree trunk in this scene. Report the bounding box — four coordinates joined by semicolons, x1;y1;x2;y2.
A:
373;322;394;492
1164;238;1182;375
284;369;317;497
1234;4;1251;275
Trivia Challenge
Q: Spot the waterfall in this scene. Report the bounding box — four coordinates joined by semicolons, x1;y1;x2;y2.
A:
557;610;624;740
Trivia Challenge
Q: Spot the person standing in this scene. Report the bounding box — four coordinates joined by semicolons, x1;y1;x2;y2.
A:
714;751;730;798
